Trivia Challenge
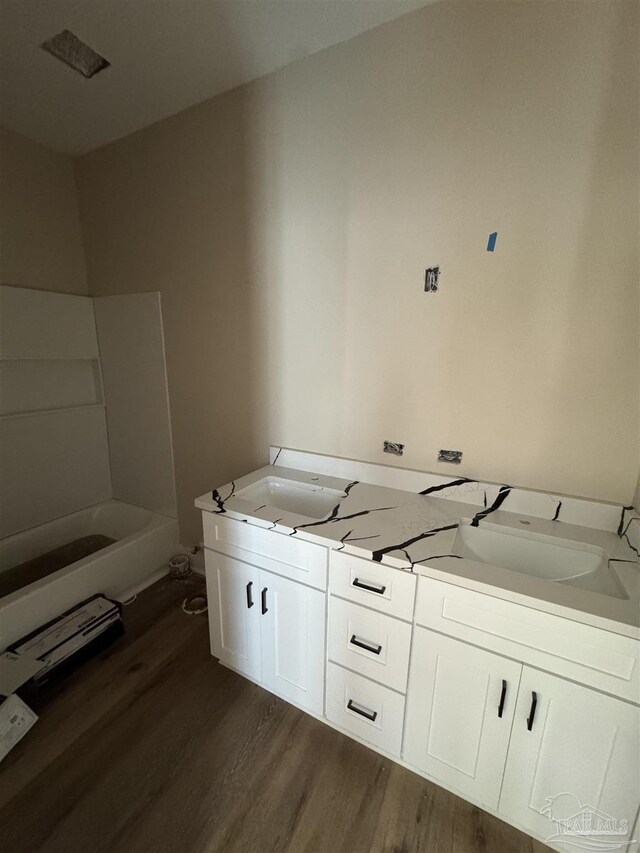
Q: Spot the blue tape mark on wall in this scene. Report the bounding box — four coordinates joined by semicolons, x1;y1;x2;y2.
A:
487;232;498;252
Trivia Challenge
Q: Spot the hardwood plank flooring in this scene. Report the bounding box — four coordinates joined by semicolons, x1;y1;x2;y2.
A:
0;577;551;853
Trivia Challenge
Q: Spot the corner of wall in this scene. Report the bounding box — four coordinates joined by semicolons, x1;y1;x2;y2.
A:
0;125;89;295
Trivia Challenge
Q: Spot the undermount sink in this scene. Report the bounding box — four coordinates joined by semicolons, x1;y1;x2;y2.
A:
235;477;345;520
453;523;627;600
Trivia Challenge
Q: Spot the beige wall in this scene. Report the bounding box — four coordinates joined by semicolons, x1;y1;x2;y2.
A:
0;127;87;294
76;0;640;546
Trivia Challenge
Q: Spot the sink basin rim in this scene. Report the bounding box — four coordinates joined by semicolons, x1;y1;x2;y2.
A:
452;521;627;600
234;476;346;520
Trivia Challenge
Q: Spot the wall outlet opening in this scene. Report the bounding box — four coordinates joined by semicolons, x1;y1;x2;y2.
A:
438;449;462;464
384;441;405;456
424;266;440;292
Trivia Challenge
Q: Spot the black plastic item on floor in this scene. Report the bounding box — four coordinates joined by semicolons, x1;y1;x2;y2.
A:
8;594;124;707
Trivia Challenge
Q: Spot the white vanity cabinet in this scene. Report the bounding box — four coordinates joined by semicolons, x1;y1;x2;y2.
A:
325;551;416;757
405;578;640;849
328;596;413;693
206;551;262;681
201;507;640;852
403;627;522;809
202;513;327;589
203;517;327;715
404;627;640;845
499;667;640;845
259;569;325;711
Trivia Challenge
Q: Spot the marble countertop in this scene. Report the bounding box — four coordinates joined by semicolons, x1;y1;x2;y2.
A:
196;465;640;639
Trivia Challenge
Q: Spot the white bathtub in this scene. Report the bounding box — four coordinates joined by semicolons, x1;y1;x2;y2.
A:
0;500;179;649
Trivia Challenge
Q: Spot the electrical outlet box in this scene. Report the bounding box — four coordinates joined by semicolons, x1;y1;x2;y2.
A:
424;267;440;292
384;441;405;457
438;449;462;464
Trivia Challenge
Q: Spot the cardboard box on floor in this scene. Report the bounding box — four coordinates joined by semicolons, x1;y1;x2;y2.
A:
0;651;42;762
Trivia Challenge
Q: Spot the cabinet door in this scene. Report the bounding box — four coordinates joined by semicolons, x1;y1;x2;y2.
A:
403;627;522;810
259;570;326;715
500;667;640;848
205;550;261;682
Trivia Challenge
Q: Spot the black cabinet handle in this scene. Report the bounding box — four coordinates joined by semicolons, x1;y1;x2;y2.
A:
352;578;386;595
246;581;254;608
347;699;377;722
261;587;268;615
350;634;382;655
497;679;507;718
527;691;538;731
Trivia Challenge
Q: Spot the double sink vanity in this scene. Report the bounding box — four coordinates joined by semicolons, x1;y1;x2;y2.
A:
196;448;640;852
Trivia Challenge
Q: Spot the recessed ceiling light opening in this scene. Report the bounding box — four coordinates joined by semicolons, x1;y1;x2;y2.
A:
41;30;110;79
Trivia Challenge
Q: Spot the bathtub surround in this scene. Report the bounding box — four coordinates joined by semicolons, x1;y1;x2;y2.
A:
0;286;99;361
0;407;112;539
0;286;111;539
0;285;179;619
94;293;177;519
0;286;177;534
76;0;640;547
0;128;87;295
0;128;105;535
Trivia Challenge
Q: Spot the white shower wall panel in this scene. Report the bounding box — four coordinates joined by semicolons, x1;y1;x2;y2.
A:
94;292;177;518
0;285;99;360
0;405;112;539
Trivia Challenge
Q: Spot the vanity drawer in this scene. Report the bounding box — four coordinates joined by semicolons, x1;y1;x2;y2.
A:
330;551;416;621
326;662;405;757
415;576;640;702
328;597;412;693
202;513;327;590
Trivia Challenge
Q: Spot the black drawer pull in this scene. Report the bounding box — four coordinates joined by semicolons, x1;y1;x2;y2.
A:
261;587;268;615
350;634;382;655
352;578;386;595
527;691;537;731
497;679;507;718
347;699;377;722
246;581;254;608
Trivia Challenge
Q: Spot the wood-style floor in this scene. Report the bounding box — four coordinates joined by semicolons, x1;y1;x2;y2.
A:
0;577;551;853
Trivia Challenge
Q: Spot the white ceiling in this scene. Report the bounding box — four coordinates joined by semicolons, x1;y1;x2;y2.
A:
0;0;433;155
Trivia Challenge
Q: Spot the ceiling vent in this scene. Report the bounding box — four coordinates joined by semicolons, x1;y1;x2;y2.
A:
41;30;110;78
